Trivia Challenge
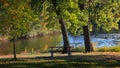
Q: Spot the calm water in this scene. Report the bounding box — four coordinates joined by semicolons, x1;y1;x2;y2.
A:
0;34;120;55
0;34;62;55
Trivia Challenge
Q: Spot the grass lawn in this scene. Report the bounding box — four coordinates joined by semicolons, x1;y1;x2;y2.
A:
0;52;120;68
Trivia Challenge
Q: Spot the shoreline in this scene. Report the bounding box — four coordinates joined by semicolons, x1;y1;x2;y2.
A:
0;30;61;41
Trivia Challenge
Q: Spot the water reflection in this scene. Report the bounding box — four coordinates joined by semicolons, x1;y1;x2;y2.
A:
0;34;62;55
0;34;120;55
0;40;12;55
69;35;120;47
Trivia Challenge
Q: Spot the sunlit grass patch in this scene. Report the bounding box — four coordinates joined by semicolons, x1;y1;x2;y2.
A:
72;46;85;52
72;45;120;52
96;45;120;52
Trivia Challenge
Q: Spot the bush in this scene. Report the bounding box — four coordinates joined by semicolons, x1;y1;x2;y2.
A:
109;46;120;52
97;46;109;52
72;46;85;52
97;45;120;52
72;45;120;52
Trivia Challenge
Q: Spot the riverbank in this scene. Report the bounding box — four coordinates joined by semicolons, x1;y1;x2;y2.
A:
0;52;120;68
0;30;61;41
27;30;61;38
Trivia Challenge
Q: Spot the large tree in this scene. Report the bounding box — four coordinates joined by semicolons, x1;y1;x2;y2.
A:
77;0;94;52
50;0;70;53
0;0;38;60
49;0;82;53
69;0;120;52
82;0;120;52
30;0;80;53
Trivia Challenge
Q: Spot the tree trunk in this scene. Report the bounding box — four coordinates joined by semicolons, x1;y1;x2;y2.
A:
59;18;70;53
83;25;94;52
78;2;94;52
51;0;70;53
13;37;17;60
118;21;120;29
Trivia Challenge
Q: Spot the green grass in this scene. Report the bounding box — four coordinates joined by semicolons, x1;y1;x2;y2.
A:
0;53;120;68
0;45;120;68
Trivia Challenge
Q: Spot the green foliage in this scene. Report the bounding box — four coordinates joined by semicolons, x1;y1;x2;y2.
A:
96;46;110;52
32;0;87;36
72;46;85;52
30;0;44;15
30;0;60;31
96;45;120;52
68;10;88;36
93;0;120;32
72;0;120;35
0;0;120;37
49;0;81;27
28;0;120;36
0;0;38;39
72;45;120;52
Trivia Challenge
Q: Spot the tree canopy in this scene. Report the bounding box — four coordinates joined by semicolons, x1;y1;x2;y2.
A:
0;0;120;37
0;0;38;39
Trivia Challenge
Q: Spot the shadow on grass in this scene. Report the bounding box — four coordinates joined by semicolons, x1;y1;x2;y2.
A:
0;54;120;68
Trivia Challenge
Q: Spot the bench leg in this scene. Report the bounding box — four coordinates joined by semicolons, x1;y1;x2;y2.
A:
51;51;53;58
68;52;71;57
68;49;71;57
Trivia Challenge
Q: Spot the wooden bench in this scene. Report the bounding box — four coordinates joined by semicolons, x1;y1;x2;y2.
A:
49;46;73;58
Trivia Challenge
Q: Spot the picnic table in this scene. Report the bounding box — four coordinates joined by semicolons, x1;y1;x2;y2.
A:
49;46;73;58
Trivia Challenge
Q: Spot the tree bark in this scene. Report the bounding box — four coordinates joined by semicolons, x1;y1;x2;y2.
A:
59;18;70;53
83;26;94;52
118;21;120;29
13;37;17;60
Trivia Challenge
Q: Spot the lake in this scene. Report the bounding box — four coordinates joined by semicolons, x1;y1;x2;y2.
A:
0;34;120;55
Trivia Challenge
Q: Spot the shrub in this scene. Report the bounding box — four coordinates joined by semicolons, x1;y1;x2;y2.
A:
97;45;120;52
109;46;120;52
97;46;109;52
72;46;85;52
